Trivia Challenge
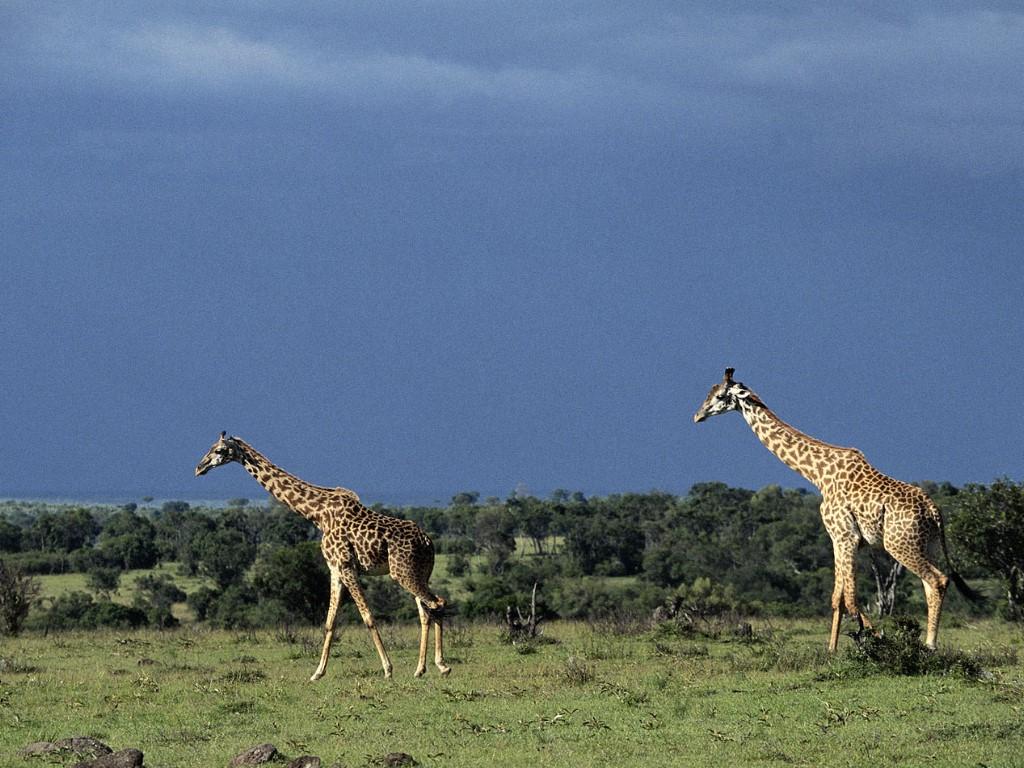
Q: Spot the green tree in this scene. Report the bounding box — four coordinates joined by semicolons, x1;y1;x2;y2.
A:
509;495;553;555
154;508;215;574
251;541;329;624
253;502;317;550
951;479;1024;619
86;566;121;597
199;526;256;588
98;510;158;570
451;491;480;507
474;506;516;574
0;516;23;553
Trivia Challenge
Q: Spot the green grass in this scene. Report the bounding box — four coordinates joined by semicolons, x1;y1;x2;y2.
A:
2;619;1022;767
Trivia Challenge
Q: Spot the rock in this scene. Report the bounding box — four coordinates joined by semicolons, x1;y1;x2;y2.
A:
19;742;58;757
230;743;279;767
287;757;322;768
383;753;418;767
19;736;113;760
72;748;145;768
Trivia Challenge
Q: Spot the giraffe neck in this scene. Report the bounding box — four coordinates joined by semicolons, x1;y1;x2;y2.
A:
736;396;842;490
233;438;326;528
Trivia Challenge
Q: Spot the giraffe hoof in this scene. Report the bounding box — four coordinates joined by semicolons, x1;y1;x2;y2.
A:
309;672;324;682
414;667;426;678
438;665;452;677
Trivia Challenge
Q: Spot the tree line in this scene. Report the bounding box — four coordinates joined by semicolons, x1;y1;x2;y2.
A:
1;478;1022;636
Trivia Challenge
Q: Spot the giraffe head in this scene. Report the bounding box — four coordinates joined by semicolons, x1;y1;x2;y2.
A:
195;431;245;476
693;367;759;423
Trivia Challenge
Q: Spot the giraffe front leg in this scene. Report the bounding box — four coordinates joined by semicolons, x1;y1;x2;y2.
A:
311;567;343;682
828;539;860;652
341;569;393;678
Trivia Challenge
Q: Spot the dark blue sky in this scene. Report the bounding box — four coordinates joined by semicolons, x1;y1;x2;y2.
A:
2;3;1022;504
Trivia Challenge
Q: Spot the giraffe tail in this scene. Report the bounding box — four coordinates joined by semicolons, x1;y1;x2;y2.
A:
423;594;447;615
936;512;986;606
948;569;985;606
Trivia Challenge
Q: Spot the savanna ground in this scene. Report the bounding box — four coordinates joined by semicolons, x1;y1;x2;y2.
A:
2;617;1022;768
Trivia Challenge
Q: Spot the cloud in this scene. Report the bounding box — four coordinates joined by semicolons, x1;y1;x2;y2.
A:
5;4;1024;173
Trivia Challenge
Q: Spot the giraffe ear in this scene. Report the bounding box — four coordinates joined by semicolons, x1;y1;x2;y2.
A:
724;368;735;384
220;431;227;440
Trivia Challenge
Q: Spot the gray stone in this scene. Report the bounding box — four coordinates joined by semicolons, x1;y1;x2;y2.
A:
19;736;113;760
383;754;418;767
73;748;145;768
286;756;322;768
229;743;279;767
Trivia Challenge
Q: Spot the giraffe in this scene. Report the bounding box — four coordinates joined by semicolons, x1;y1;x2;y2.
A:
692;368;979;651
195;432;450;681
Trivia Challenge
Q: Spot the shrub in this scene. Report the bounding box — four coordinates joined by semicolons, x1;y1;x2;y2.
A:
3;550;71;575
86;566;122;597
0;559;41;636
28;591;147;631
552;579;665;621
837;617;985;679
250;541;329;624
133;574;186;628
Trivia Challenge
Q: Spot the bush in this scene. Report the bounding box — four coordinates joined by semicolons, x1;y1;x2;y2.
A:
28;591;147;631
133;574;186;628
198;583;262;629
839;617;984;678
653;577;748;636
446;552;470;577
0;559;41;636
552;579;665;621
3;550;72;575
251;542;329;624
435;536;476;555
86;566;122;597
199;527;256;589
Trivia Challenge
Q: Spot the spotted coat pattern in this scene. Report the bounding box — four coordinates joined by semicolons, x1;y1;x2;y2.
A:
694;369;959;651
195;433;449;680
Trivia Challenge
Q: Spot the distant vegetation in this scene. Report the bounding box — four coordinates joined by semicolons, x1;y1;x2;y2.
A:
1;478;1022;635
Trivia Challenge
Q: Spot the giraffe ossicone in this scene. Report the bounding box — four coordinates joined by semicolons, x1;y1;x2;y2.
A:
693;368;979;651
195;432;450;680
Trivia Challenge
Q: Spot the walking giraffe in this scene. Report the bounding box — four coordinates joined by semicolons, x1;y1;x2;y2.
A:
693;368;979;650
195;432;450;680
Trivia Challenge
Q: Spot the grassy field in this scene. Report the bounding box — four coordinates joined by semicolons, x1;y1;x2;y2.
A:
1;618;1022;767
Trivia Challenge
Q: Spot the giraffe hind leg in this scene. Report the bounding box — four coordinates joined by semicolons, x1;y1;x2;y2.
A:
401;579;450;676
890;547;948;649
414;599;429;678
432;610;451;676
